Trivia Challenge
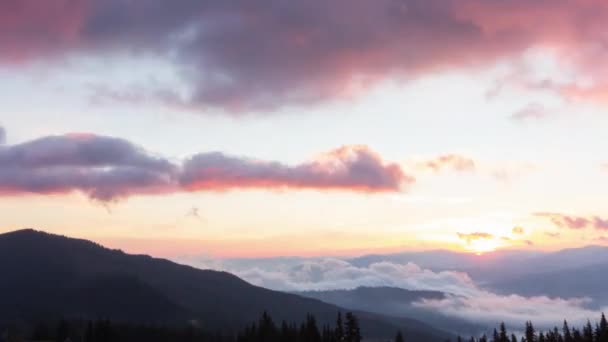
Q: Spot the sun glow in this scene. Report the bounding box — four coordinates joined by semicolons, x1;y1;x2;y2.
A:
466;239;501;255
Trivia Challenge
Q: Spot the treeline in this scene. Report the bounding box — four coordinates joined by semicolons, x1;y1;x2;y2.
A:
0;311;396;342
456;314;608;342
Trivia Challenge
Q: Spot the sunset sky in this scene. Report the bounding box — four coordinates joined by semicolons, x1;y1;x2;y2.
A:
1;0;608;258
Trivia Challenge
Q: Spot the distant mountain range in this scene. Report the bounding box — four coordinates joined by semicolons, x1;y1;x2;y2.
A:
0;229;452;341
347;246;608;304
297;286;485;336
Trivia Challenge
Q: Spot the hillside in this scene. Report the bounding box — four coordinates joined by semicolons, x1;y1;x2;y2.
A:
0;229;451;341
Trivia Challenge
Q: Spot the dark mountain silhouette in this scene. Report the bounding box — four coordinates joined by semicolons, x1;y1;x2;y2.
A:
297;286;485;336
0;229;451;341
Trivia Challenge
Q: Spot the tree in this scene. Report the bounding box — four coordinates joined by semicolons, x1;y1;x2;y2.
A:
335;312;344;341
598;313;608;342
499;323;509;342
525;321;536;342
344;312;361;342
395;330;404;342
563;320;573;342
583;321;593;342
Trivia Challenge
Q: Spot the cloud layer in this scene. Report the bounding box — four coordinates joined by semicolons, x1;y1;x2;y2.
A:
3;0;608;111
0;129;410;201
177;256;604;327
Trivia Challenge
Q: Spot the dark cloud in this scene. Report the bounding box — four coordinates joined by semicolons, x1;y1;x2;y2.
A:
3;0;608;112
535;213;608;231
0;133;177;201
0;129;410;201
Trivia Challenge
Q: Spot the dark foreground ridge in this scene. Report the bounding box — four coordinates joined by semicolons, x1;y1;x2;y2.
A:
0;229;451;341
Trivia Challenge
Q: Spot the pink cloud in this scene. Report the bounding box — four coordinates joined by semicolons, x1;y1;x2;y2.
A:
0;129;411;201
180;146;412;193
535;212;608;231
417;154;476;173
3;0;608;111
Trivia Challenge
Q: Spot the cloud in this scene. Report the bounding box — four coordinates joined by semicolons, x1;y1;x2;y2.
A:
0;129;409;201
4;0;608;111
180;146;411;193
511;103;550;121
512;226;525;235
595;236;608;243
536;213;608;231
457;232;493;245
544;231;561;238
0;126;5;144
211;258;479;296
0;133;177;201
177;256;604;328
415;293;601;328
416;154;476;173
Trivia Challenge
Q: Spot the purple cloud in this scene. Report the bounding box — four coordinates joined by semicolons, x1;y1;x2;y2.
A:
535;213;608;231
4;0;608;111
180;146;412;193
0;133;177;201
0;129;411;201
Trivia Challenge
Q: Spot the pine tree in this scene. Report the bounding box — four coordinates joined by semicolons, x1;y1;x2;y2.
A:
500;323;509;342
525;321;536;342
344;312;361;342
564;321;573;342
583;321;593;342
598;313;608;342
335;312;344;341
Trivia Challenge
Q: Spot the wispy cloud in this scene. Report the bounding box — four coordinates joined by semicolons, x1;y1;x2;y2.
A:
457;232;493;245
511;226;525;235
511;103;550;121
414;154;476;173
535;213;608;231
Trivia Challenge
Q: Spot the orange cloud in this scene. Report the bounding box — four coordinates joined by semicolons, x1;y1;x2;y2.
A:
417;154;476;173
512;226;525;235
457;232;493;244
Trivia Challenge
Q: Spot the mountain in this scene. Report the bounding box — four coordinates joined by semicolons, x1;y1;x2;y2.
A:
487;262;608;305
0;229;452;341
297;286;485;336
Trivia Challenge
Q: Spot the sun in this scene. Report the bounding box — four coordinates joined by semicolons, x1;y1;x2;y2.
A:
466;239;500;255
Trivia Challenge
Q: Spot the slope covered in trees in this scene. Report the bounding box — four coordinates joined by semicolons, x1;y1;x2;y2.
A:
457;314;608;342
0;229;450;341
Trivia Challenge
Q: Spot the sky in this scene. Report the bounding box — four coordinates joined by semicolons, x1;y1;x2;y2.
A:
1;0;608;258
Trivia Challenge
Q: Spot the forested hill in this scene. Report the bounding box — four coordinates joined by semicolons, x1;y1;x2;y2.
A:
0;229;451;341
